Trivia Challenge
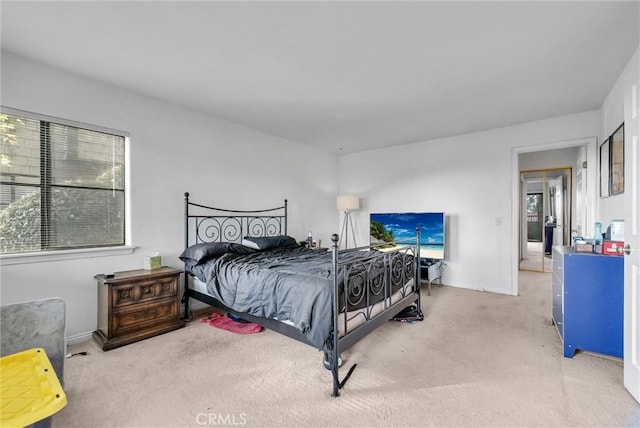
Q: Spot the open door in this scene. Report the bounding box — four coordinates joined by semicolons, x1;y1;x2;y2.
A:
623;72;640;403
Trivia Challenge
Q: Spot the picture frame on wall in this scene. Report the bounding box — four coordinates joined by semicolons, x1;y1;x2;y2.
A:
610;123;624;195
600;122;625;198
600;137;610;198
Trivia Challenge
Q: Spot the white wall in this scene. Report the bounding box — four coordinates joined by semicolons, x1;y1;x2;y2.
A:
338;112;599;295
0;52;340;342
598;48;638;227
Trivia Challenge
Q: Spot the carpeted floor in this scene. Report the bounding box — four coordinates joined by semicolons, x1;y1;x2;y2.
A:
55;271;639;427
520;241;552;272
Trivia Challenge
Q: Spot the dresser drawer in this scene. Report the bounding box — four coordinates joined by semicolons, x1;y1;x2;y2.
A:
552;248;564;277
111;276;178;308
111;298;179;337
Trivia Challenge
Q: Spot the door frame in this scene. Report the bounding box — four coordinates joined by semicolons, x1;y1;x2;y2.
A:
519;167;572;273
511;137;597;295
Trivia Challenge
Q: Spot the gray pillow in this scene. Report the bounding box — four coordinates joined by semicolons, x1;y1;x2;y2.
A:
241;235;299;250
179;242;256;266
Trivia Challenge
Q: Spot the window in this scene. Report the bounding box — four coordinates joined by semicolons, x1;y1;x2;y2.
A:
0;109;127;255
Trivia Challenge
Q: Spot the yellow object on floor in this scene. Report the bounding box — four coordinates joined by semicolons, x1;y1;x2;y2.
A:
0;348;67;428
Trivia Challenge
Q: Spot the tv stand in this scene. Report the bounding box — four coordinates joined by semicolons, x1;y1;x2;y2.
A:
420;259;444;295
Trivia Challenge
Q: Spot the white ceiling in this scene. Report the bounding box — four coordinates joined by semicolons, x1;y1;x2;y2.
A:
2;1;639;154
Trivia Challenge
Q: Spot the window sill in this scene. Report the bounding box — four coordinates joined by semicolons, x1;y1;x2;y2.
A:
0;246;136;266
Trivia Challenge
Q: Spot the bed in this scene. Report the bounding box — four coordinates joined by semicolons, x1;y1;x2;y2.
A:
180;192;422;396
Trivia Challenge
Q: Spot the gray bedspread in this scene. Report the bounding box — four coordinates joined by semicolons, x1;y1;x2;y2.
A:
194;247;385;349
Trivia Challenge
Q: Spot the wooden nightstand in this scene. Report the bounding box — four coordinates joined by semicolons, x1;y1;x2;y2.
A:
93;267;185;351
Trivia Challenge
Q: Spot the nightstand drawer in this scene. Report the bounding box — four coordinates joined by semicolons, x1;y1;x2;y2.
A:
111;299;179;337
111;276;178;308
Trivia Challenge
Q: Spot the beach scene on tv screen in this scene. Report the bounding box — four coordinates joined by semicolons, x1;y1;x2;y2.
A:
370;212;445;259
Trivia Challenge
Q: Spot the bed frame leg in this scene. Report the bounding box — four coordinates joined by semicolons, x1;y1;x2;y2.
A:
326;351;357;397
331;362;357;397
331;366;340;397
181;291;190;321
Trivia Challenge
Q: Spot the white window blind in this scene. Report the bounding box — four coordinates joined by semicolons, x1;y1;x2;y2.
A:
0;110;126;254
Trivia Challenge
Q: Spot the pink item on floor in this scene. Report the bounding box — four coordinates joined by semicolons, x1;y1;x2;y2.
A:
200;312;263;334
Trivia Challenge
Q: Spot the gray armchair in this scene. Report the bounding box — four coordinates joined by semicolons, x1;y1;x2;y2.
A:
0;297;66;384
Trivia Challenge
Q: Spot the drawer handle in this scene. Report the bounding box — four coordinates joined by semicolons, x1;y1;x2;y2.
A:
142;287;152;295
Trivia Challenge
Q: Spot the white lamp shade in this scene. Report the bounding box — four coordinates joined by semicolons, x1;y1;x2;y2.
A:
337;195;360;211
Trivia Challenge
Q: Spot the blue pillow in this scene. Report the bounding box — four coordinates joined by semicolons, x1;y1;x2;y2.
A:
179;242;256;266
241;235;299;250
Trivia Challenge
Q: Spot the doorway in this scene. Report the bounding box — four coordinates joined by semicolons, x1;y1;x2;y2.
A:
512;138;596;296
519;167;572;273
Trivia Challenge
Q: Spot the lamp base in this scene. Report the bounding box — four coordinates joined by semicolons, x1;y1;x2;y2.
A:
339;210;357;249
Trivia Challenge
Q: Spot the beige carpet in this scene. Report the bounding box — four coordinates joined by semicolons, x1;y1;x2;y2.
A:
55;272;639;427
520;241;552;273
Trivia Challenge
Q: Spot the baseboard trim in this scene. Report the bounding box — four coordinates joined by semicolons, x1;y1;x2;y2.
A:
66;331;94;346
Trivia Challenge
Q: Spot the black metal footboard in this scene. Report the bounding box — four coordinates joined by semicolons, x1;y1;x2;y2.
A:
327;231;421;397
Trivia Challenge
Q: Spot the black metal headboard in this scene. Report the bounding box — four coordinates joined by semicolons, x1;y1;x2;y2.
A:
184;192;288;248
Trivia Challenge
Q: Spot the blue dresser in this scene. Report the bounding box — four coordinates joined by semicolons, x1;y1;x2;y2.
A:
551;246;623;358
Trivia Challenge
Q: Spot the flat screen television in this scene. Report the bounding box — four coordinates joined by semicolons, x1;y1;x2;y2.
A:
370;212;445;260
